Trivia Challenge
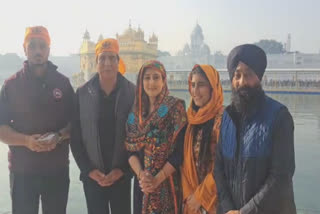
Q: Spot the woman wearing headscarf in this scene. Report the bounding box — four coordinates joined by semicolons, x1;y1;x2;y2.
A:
181;64;224;214
125;60;187;214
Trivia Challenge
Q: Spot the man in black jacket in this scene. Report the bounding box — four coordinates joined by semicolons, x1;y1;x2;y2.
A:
71;38;135;214
214;44;296;214
0;26;73;214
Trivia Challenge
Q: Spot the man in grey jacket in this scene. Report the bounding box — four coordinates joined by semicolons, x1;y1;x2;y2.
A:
71;38;135;214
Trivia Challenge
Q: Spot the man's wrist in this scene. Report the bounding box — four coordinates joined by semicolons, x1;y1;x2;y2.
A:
137;169;143;180
56;131;63;144
23;135;31;146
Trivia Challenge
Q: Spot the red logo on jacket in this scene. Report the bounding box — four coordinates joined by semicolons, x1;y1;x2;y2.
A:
53;88;63;99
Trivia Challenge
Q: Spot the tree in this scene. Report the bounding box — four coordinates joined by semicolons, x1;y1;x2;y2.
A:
0;53;23;71
158;50;171;57
254;39;285;54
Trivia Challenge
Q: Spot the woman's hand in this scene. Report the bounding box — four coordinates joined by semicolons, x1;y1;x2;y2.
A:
186;194;201;213
139;170;160;194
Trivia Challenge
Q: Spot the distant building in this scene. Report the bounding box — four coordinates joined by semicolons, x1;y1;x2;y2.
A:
284;33;291;53
159;26;320;72
72;23;158;87
71;29;95;87
159;23;215;71
117;23;158;74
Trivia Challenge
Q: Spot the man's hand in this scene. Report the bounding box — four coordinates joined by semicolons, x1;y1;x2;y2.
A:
36;132;60;152
25;134;55;152
89;169;105;183
226;210;240;214
99;169;124;187
186;194;201;213
39;132;60;144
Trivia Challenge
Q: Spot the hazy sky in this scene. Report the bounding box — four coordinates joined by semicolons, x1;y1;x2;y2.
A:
1;0;319;56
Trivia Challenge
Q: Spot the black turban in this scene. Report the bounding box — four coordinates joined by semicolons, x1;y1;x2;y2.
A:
227;44;267;81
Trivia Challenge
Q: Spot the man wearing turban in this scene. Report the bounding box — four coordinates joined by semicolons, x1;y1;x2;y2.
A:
71;38;135;214
0;26;74;214
214;44;296;214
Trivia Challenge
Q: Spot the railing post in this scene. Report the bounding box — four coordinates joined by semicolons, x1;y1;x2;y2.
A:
295;70;299;89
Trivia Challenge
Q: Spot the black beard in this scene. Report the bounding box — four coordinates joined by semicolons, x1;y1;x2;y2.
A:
231;84;265;117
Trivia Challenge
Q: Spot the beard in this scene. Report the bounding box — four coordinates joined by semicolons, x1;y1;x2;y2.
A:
231;84;265;117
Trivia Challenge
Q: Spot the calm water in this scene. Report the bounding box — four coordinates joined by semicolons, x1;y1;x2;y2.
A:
0;92;319;214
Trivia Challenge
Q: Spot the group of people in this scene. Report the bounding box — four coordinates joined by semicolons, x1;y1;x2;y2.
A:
0;26;296;214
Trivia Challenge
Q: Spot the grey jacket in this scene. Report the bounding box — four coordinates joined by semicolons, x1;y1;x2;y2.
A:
72;73;135;176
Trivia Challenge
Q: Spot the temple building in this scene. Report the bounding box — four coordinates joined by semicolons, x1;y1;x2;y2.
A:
158;23;216;71
72;23;158;87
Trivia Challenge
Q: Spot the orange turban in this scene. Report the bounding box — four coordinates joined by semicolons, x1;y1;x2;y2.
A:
118;58;126;75
23;26;51;48
95;38;126;75
95;38;119;55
